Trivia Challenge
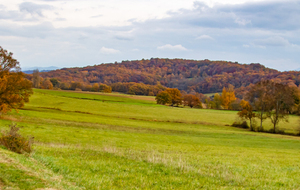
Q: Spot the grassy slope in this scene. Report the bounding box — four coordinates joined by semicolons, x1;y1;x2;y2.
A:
0;89;300;189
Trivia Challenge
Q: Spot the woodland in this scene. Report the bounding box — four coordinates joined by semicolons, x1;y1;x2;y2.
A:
28;58;300;98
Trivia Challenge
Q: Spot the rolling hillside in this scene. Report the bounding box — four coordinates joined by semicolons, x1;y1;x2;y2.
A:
1;89;300;189
36;58;300;94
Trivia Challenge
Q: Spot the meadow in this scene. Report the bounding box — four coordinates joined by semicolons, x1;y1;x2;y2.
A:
1;89;300;189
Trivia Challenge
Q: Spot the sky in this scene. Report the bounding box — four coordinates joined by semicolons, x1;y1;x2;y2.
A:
0;0;299;71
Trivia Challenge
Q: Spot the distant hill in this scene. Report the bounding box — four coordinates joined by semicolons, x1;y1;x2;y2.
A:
37;58;300;94
22;66;60;74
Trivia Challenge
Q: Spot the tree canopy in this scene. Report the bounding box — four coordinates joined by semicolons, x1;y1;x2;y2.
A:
0;46;32;114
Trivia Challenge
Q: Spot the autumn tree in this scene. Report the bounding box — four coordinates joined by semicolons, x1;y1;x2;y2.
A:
155;91;172;105
41;78;53;89
238;100;256;131
246;81;270;131
183;94;201;108
99;83;112;93
166;88;182;106
0;46;32;114
221;85;236;109
265;82;294;133
247;80;295;133
213;93;222;109
92;83;99;92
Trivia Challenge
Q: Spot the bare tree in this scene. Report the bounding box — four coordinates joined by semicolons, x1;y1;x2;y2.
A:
246;81;271;131
266;82;294;133
32;69;40;88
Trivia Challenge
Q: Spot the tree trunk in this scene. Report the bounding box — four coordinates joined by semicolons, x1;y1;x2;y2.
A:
260;109;264;131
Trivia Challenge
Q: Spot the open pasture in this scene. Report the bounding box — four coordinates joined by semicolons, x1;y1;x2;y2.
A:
1;89;300;189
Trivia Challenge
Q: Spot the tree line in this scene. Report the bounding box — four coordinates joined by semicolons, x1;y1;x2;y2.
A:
155;85;238;110
237;80;300;134
156;80;300;135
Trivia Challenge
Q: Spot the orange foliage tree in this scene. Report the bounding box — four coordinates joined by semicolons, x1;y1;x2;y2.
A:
238;100;256;131
221;85;236;109
183;94;202;108
166;88;182;106
0;46;32;114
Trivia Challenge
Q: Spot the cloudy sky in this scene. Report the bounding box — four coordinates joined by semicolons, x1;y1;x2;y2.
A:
1;0;299;71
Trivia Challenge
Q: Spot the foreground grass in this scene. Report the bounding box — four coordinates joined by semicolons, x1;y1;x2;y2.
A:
1;89;300;189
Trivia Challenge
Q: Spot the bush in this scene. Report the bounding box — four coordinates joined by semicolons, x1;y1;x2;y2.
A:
232;121;249;129
0;124;34;154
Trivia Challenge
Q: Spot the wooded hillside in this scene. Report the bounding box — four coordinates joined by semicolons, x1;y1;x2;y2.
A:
37;58;300;94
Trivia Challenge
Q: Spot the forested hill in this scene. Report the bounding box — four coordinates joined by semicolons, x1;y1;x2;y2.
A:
39;58;300;93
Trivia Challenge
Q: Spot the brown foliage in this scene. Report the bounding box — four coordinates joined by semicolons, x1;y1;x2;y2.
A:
41;78;53;89
183;94;201;108
166;88;182;106
0;124;34;154
238;100;256;131
37;58;300;96
0;46;33;114
246;80;295;133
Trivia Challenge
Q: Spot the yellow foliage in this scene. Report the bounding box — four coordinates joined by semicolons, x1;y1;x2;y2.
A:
221;85;236;109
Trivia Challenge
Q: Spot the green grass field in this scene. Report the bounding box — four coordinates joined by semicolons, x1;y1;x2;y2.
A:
1;89;300;189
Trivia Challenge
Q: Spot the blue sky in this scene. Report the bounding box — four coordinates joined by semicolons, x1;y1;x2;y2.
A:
1;0;299;71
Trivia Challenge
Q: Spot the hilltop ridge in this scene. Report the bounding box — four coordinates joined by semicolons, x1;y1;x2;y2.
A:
37;58;300;94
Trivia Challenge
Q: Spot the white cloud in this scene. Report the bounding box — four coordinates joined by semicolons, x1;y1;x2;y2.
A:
19;2;53;17
196;35;214;40
1;0;300;71
261;58;300;71
100;47;120;54
234;17;251;26
255;36;290;47
157;44;187;51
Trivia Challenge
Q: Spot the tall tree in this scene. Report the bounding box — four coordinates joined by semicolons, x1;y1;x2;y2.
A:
246;81;270;131
0;46;32;114
247;80;295;133
32;69;40;88
266;82;294;133
221;85;236;109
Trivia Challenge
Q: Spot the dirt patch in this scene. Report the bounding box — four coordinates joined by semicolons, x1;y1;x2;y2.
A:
0;154;13;164
0;115;20;122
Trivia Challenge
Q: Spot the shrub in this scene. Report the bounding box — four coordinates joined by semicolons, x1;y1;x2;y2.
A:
0;124;34;154
232;121;249;129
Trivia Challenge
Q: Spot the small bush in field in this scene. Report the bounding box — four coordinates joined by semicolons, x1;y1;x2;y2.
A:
232;121;249;129
0;124;34;154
